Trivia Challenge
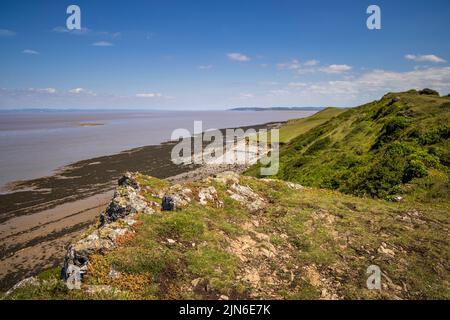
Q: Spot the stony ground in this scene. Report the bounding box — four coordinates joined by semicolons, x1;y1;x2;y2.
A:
3;171;449;300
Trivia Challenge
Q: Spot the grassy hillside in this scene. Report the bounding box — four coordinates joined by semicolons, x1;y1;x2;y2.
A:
248;90;450;202
279;107;347;143
3;172;449;299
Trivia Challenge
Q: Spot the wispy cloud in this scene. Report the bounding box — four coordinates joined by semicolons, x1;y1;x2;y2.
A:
136;93;163;98
52;26;90;35
0;29;16;37
277;59;322;74
92;41;114;47
22;49;39;55
405;54;446;63
320;64;353;74
272;66;450;106
304;59;320;66
69;88;96;95
277;59;301;70
198;65;213;70
28;88;56;94
238;93;254;99
227;52;250;62
53;26;120;39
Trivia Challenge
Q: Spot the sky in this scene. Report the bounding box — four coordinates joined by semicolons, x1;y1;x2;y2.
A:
0;0;450;110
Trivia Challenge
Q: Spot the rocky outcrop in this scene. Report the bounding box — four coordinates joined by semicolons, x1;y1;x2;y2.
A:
6;168;311;295
61;172;153;286
227;183;267;213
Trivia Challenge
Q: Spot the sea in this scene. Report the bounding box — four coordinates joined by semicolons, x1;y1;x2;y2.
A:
0;110;315;189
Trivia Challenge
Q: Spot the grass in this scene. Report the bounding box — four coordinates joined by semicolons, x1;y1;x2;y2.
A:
3;171;448;300
246;90;450;202
279;107;347;144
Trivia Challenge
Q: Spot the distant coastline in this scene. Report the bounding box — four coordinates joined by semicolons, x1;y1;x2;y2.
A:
229;106;324;111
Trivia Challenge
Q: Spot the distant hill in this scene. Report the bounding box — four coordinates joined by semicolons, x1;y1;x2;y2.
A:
229;107;324;111
247;89;450;201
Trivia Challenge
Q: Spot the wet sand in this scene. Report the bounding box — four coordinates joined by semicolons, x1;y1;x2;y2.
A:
0;122;279;290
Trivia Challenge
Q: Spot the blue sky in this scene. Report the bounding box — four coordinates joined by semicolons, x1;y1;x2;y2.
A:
0;0;450;109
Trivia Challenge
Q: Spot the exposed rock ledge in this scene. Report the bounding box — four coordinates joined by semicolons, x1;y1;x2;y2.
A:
59;173;155;287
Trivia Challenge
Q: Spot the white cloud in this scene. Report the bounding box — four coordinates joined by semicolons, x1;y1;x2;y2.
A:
405;54;446;63
198;65;213;70
22;49;39;55
136;93;163;98
53;26;90;35
69;88;96;95
28;88;56;94
277;59;301;70
227;52;250;62
277;59;320;70
320;64;353;74
304;59;320;66
278;66;450;106
92;41;114;47
0;29;16;37
69;88;86;94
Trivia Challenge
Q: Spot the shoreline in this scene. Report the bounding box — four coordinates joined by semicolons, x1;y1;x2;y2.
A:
0;121;283;291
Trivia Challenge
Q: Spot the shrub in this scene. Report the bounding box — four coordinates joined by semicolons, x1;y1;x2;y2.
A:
419;88;439;96
418;124;450;145
403;160;428;183
372;117;410;149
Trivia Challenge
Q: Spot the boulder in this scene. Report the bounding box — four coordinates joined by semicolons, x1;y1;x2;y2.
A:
198;186;224;207
227;183;266;212
286;182;304;190
167;184;193;208
162;195;175;211
118;172;140;190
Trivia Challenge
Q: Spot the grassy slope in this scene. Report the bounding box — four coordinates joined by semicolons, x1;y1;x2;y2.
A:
279;107;347;143
4;173;449;300
248;90;450;202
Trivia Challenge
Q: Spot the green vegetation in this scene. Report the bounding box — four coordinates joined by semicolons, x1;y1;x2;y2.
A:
3;173;449;299
279;107;347;143
248;90;450;201
2;90;449;300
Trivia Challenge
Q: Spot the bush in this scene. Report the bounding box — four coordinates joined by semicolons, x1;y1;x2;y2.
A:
418;124;450;145
403;160;428;182
372;117;410;149
419;88;439;96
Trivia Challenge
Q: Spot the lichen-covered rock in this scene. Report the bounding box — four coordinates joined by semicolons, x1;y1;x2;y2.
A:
198;186;224;208
286;182;304;190
100;180;153;225
61;173;149;285
227;183;266;212
168;184;193;208
118;172;140;190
